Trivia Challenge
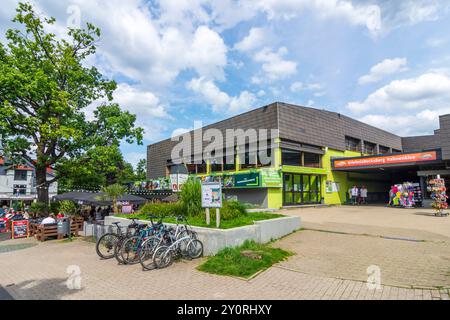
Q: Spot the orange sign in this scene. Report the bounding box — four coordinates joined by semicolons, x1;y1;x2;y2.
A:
333;151;438;169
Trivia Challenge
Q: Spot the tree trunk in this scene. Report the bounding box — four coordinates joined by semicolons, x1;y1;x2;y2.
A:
35;165;49;205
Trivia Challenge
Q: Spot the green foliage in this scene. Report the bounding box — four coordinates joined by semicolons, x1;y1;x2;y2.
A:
179;179;202;216
221;200;248;220
58;145;136;190
96;183;127;214
0;2;143;203
135;159;147;181
59;200;79;216
49;201;60;214
139;202;184;218
30;201;49;215
117;211;285;229
198;240;293;278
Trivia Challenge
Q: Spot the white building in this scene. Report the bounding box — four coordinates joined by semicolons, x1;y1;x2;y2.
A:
0;157;58;207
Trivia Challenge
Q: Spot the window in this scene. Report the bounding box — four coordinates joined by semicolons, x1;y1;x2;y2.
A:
379;145;390;154
303;152;321;168
210;158;223;172
223;152;235;171
186;164;196;174
14;170;27;181
13;184;27;195
196;161;207;174
392;149;402;153
363;141;377;155
239;145;257;169
345;136;361;152
257;147;272;167
282;149;302;166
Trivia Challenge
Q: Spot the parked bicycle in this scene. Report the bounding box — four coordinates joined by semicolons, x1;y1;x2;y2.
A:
139;215;200;270
119;215;164;265
95;218;139;260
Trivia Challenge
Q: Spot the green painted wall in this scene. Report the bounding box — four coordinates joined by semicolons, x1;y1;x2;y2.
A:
194;145;391;208
322;148;391;204
267;188;283;209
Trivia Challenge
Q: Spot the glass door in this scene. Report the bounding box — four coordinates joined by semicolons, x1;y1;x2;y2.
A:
283;173;293;205
283;173;322;205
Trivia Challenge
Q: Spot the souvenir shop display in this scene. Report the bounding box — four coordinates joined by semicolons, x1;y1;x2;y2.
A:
389;182;422;208
427;178;449;217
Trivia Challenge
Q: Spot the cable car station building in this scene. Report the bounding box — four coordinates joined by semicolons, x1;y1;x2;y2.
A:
147;102;450;209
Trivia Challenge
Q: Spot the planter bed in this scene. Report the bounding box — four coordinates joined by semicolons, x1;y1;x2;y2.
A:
102;214;301;256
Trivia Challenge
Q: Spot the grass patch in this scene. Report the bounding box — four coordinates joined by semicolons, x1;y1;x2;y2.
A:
116;211;285;229
197;240;293;278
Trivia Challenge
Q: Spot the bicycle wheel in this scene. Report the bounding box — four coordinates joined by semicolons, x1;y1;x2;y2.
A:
177;229;197;240
120;236;142;265
153;246;173;269
139;237;160;270
96;233;120;259
114;237;127;264
187;239;203;259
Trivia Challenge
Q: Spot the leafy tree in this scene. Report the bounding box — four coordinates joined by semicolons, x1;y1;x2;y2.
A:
135;159;147;181
0;3;143;203
96;183;127;215
57;145;136;191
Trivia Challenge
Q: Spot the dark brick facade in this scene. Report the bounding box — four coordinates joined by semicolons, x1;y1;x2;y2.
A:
147;101;450;179
439;114;450;160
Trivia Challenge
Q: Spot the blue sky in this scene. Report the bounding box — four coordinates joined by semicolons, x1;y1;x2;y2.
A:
1;0;450;168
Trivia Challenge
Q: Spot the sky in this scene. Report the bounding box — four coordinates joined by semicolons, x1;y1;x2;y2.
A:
1;0;450;168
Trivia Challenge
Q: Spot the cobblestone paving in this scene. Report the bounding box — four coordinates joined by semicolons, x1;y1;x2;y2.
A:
0;239;449;300
273;230;450;288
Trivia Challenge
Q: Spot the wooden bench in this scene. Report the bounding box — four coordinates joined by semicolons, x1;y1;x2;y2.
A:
34;218;83;242
35;223;58;242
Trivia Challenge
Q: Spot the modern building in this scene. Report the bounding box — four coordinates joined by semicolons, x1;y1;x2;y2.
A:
147;102;450;209
0;157;58;207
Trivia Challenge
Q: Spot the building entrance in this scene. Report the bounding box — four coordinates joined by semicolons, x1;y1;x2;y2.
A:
283;173;321;206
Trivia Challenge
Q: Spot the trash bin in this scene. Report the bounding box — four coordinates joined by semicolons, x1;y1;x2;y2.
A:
57;218;71;236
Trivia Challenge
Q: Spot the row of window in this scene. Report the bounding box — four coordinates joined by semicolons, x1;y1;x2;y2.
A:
345;136;401;155
281;149;321;168
184;148;273;174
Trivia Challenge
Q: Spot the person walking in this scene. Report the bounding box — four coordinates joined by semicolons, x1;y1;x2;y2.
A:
351;185;359;205
360;186;368;205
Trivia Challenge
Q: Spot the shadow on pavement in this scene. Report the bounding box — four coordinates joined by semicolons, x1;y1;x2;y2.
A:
4;278;82;300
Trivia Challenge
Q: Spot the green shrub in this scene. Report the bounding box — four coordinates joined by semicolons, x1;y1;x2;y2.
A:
30;202;49;216
59;200;79;216
140;202;184;218
50;202;60;214
180;179;202;216
221;200;248;220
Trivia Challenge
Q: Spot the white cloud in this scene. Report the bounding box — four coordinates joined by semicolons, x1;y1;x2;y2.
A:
358;58;408;85
360;108;450;136
290;81;323;92
257;0;381;34
253;47;297;81
348;73;450;113
171;127;193;138
188;26;228;80
0;0;228;87
257;90;266;97
113;84;170;119
234;27;270;52
186;77;257;114
290;82;304;92
349;72;450;135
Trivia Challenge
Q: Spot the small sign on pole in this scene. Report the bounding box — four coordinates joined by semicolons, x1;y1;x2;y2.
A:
201;182;222;227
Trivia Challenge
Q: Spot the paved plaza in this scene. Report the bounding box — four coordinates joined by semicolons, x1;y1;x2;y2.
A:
0;205;449;300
